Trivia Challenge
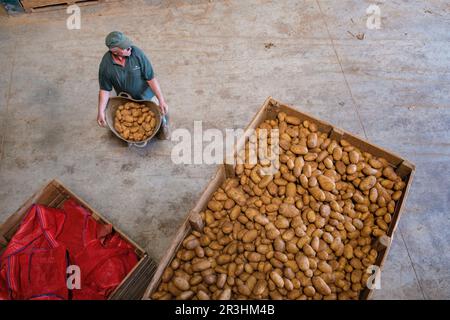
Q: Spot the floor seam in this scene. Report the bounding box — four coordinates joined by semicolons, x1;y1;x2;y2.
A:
316;0;427;300
398;225;428;300
0;41;17;164
315;0;369;140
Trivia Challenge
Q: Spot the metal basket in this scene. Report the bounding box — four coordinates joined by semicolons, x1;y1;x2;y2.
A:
105;92;162;148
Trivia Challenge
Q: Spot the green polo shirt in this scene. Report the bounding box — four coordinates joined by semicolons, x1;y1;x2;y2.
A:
98;46;155;100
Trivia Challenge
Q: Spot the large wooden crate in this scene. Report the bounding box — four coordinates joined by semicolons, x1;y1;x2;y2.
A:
143;97;415;300
0;179;157;300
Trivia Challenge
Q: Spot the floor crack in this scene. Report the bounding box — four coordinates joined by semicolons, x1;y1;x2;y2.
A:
398;225;428;300
0;41;17;164
316;0;369;140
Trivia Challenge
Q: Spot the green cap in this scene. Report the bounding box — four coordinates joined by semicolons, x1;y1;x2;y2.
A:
105;31;132;49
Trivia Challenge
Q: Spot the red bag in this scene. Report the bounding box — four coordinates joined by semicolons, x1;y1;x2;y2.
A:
0;204;67;300
72;238;138;300
0;200;138;300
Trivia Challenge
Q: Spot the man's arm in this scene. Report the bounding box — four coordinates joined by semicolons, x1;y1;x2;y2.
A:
147;78;168;115
97;89;110;127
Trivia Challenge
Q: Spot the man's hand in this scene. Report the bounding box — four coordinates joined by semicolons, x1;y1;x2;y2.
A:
97;111;106;127
159;100;169;115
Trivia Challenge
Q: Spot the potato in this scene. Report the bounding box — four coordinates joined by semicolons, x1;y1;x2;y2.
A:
218;288;231;300
275;216;290;229
317;175;335;192
278;203;300;218
217;254;232;265
254;214;269;226
310;187;326;202
153;109;408;301
162;267;174;283
285;115;301;125
286;183;297;197
180;250;195;261
304;286;316;297
123;115;134;123
137;115;145;125
296;254;309;271
253;279;267;295
177;291;194;300
270;271;284;288
360;176;377;191
114;103;157;141
318;261;332;273
173;277;190;291
307;133;318;148
114;122;123;133
122;129;130;139
226;188;247;206
312;276;331;296
208;200;223;212
266;228;281;240
349;151;360;164
242;230;258;243
197;290;210;300
290;145;308;155
222;221;233;234
245;208;259;220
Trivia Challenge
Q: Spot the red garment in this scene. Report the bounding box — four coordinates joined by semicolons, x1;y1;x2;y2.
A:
0;199;138;300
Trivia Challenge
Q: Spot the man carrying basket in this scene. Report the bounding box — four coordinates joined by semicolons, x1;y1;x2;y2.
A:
97;31;170;140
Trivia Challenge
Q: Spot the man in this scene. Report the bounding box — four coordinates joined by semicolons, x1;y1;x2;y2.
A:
97;31;170;139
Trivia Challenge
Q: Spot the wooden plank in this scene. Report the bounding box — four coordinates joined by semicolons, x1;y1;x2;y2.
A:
228;97;273;168
109;255;157;300
143;97;415;300
142;218;192;299
0;180;59;240
387;162;416;238
20;0;102;13
143;166;228;299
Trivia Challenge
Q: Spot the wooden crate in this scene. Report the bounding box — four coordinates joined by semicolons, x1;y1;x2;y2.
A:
20;0;102;13
143;97;415;300
0;179;157;300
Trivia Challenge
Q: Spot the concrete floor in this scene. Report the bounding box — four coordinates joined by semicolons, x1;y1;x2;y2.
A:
0;0;449;299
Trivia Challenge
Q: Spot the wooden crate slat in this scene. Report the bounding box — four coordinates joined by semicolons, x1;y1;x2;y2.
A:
20;0;102;13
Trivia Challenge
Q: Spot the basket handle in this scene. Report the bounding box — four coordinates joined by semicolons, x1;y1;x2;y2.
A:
118;92;132;99
129;141;148;148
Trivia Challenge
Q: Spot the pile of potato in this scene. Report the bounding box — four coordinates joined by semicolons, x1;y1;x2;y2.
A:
152;112;406;300
113;102;157;142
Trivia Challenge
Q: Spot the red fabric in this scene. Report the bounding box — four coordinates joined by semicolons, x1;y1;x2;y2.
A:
0;199;138;300
72;237;138;300
56;198;99;259
11;246;69;300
